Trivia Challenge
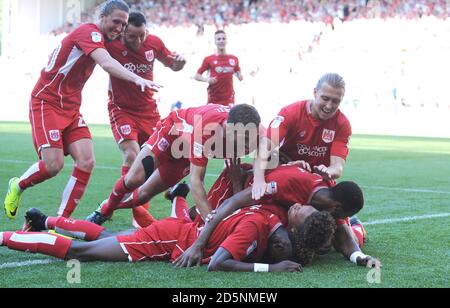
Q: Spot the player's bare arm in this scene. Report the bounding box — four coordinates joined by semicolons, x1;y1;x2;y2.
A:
333;224;381;268
190;163;212;220
194;73;217;85
235;71;244;82
314;156;346;180
253;136;278;200
174;187;254;267
90;48;162;92
208;248;302;273
225;158;246;194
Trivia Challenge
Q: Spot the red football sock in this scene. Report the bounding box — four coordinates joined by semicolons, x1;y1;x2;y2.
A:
0;232;13;246
101;176;133;217
58;167;92;218
132;203;157;228
5;232;72;259
171;197;191;223
18;161;51;190
47;217;104;241
352;225;365;248
121;165;130;176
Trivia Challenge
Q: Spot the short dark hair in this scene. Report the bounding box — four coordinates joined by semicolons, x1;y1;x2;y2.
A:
292;211;336;265
331;181;364;217
227;104;261;127
128;12;147;27
215;30;226;36
100;0;130;16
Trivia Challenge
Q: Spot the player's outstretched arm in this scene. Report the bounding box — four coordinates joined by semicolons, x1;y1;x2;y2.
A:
208;248;302;273
313;156;346;180
190;164;212;220
173;187;254;268
253;136;277;200
90;48;162;92
333;224;381;268
167;52;187;71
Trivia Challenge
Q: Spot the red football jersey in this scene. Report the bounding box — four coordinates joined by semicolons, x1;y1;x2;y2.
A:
267;100;352;167
32;24;105;110
106;34;174;114
169;104;230;167
203;207;281;262
197;54;241;106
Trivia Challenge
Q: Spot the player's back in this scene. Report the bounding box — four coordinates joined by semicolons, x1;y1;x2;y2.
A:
32;24;105;110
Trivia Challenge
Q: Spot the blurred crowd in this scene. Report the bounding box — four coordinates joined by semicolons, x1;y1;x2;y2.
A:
54;0;450;33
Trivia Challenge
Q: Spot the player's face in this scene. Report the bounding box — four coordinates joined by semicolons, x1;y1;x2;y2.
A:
215;33;227;49
100;9;129;41
267;227;292;262
312;82;345;121
124;24;147;52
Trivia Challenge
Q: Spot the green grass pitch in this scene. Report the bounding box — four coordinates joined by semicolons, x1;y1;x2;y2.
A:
0;121;449;288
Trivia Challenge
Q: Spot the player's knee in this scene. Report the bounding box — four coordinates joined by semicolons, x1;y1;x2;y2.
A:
44;159;64;177
77;156;96;172
124;150;138;166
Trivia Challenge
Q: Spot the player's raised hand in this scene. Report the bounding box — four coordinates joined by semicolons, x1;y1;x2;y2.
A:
168;52;186;63
173;243;203;268
135;77;162;92
271;260;303;273
287;160;312;172
313;165;332;180
358;255;382;269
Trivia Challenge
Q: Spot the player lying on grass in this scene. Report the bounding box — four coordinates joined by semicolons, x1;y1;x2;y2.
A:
0;188;336;272
173;162;381;268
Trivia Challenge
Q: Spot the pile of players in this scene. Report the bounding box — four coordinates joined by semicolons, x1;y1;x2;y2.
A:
1;0;380;273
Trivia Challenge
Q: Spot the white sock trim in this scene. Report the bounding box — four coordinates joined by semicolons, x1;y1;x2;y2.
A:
0;232;4;246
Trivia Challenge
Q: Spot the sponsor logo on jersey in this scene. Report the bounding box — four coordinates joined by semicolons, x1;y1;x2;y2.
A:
157;138;170;152
322;129;336;143
120;125;132;135
297;144;328;157
49;130;61;142
215;66;234;74
145;50;155;62
124;63;153;74
91;32;102;43
270;116;285;129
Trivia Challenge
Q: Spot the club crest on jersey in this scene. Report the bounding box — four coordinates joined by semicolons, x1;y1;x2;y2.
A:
157;138;170;152
91;32;102;43
229;59;236;66
322;129;336;143
145;50;155;62
300;130;307;138
49;130;60;142
120;125;132;135
270;116;285;129
122;51;128;57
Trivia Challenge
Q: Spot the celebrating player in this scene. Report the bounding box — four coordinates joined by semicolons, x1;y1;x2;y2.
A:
86;104;261;225
174;163;380;269
194;30;243;106
253;73;352;200
3;0;160;219
106;12;186;226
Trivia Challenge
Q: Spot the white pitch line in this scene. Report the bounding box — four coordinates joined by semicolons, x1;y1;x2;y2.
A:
364;213;450;226
0;259;59;270
1;159;449;195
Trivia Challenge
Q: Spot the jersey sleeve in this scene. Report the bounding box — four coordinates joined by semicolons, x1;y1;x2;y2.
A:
267;106;293;148
234;57;241;73
197;57;210;75
155;37;175;68
220;220;262;261
330;119;352;160
75;26;105;56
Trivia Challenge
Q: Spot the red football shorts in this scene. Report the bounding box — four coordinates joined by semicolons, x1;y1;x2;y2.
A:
29;97;91;157
109;105;160;146
144;118;191;187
